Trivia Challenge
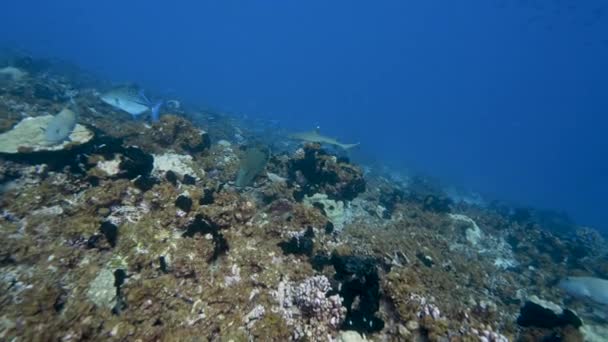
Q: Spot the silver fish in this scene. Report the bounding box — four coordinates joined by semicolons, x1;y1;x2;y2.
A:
559;276;608;306
100;86;162;122
44;108;78;145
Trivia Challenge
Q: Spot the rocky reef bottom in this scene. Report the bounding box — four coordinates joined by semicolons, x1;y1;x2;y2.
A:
1;54;607;341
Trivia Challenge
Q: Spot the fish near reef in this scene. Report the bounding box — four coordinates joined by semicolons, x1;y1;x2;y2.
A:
44;107;78;145
235;145;270;187
559;276;608;306
289;127;359;150
100;86;163;122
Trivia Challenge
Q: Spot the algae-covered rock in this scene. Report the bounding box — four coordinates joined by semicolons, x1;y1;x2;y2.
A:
152;152;203;179
86;268;117;309
304;193;346;230
517;295;582;329
0;115;92;153
288;144;366;201
150;114;210;153
449;213;482;246
338;331;368;341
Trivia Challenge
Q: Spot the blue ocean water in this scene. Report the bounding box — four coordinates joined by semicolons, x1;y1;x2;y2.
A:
1;0;606;230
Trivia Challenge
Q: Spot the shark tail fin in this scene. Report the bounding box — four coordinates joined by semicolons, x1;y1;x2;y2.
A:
340;142;360;150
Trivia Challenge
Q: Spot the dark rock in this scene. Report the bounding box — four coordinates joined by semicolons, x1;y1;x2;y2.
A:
330;254;384;334
182;214;229;262
112;269;128;315
312;202;325;212
88;176;100;187
325;221;334;234
0;254;16;266
53;290;67;313
183;215;217;238
311;254;332;271
198;132;211;151
114;269;127;289
416;252;434;267
86;234;103;249
331;254;378;278
211;234;229;262
517;300;582;329
293;189;305;202
199;189;215;205
100;221;118;248
175;195;193;212
118;146;154;180
159;256;169;273
165;171;178;186
133;176;158;192
287;144;366;202
278;227;315;256
182;174;196;185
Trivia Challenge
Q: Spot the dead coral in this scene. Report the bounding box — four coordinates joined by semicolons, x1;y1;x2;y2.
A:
83;113;209;159
148;114;210;153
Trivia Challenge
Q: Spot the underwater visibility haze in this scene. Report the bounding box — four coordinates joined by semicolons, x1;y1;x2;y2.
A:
0;0;608;340
2;0;607;228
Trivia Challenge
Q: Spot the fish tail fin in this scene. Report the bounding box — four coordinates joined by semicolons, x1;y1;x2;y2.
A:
151;100;163;122
340;142;360;150
139;89;151;103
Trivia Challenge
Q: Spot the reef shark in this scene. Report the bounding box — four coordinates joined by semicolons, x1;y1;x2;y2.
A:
288;127;359;150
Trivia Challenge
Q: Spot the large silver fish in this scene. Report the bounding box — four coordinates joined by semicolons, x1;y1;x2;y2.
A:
44;107;78;145
288;127;359;150
559;276;608;306
100;86;162;122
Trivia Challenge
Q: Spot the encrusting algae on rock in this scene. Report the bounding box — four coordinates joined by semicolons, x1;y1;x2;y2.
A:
0;52;607;341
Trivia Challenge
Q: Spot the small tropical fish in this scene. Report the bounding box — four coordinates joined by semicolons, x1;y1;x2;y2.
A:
100;86;162;122
288;127;359;150
559;276;608;306
44;107;78;145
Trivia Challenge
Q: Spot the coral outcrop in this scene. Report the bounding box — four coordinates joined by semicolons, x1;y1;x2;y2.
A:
0;115;93;153
288;144;366;201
